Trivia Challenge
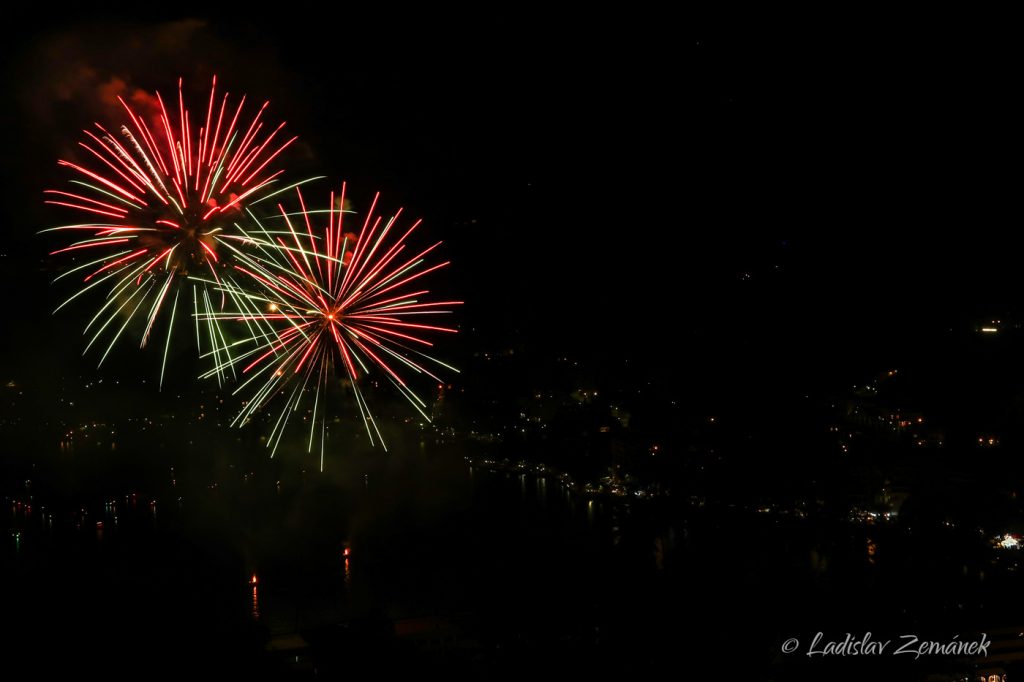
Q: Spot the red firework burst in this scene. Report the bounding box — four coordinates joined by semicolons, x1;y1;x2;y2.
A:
44;76;299;382
205;183;461;465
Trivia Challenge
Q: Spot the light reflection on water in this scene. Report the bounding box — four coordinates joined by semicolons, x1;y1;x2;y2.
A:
4;455;684;639
251;585;260;620
245;463;660;631
4;439;1023;678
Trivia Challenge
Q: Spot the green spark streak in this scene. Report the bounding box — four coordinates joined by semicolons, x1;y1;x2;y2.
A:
308;352;324;453
360;258;427;298
230;284;278;356
219;236;339;298
349;216;396;286
211;300;237;381
176;142;186;182
193;286;201;351
198;280;272;363
391;377;430;417
116;126;168;198
202;132;235;204
268;381;304;457
142;270;176;347
202;289;223;388
275;208;353;218
80;260;152;331
347;340;372;375
98;282;154;368
163;245;177;270
280;210;316;282
69;181;147;210
83;279;149;354
168;194;184;216
160;288;181;390
408;347;462;374
52;249;133;282
250;177;327;206
39;223;119;234
356;335;435;382
56;235;140;249
231;367;279;424
351;381;385;450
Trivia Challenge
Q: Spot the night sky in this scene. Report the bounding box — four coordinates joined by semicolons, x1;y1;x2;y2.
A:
2;17;1020;396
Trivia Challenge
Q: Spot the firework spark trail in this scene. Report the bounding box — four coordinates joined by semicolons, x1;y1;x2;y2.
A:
199;184;461;467
43;76;311;386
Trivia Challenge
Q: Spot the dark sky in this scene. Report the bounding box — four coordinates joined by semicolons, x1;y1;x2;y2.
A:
2;14;1021;390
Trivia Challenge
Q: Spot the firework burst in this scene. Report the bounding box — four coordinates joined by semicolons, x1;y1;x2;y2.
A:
44;76;307;386
202;184;461;468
